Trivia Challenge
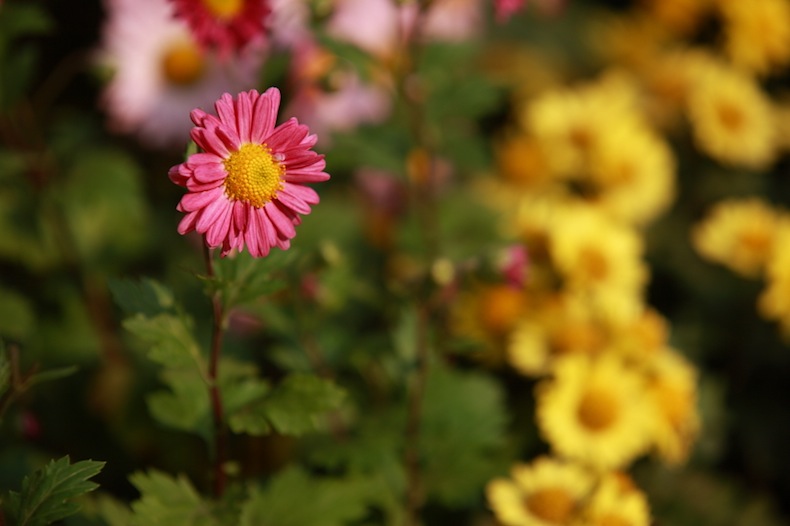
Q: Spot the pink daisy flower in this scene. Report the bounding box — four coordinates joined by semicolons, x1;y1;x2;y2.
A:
169;0;270;57
168;88;329;257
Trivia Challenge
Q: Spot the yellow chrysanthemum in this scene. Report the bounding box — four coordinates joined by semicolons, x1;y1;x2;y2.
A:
639;0;713;35
644;348;701;465
758;224;790;338
577;472;651;526
495;132;554;190
608;307;670;365
535;355;653;470
718;0;790;76
584;121;675;226
588;12;672;71
548;204;648;325
524;72;642;179
637;48;702;131
686;56;777;169
486;456;595;526
509;293;611;377
691;197;783;278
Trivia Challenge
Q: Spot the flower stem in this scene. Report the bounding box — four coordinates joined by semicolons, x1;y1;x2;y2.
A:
203;242;228;498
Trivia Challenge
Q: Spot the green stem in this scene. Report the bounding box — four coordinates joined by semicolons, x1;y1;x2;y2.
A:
203;242;228;498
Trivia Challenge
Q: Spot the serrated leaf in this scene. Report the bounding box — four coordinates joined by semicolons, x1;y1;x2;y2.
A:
147;369;210;437
129;470;220;526
123;313;206;374
263;373;346;436
239;467;369;526
108;278;174;317
4;456;104;526
211;249;293;310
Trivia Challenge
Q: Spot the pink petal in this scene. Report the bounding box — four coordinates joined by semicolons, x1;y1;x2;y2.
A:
284;169;330;183
265;119;310;152
214;93;236;129
276;184;316;214
191;127;229;157
196;194;232;234
205;201;233;247
192;163;227;184
177;211;199;235
235;91;253;144
186;152;224;165
179;186;224;212
265;201;297;239
251;87;280;144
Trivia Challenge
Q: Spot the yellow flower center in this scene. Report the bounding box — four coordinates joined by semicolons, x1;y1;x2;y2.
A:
717;100;745;132
594;513;633;526
161;40;205;86
223;143;285;207
525;487;576;524
577;386;619;431
579;246;609;281
202;0;244;20
478;285;527;336
551;322;605;356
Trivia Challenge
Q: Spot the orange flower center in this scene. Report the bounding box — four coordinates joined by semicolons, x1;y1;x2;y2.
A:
717;100;745;132
202;0;244;20
524;487;576;524
478;285;527;336
161;39;205;86
577;386;619;431
579;246;609;281
223;143;285;207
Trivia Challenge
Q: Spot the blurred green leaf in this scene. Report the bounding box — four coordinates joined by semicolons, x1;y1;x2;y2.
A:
420;366;510;507
108;278;175;317
263;373;345;436
0;286;35;340
0;2;52;109
128;470;220;526
147;369;210;438
123;313;205;374
212;249;294;310
239;466;369;526
3;456;104;526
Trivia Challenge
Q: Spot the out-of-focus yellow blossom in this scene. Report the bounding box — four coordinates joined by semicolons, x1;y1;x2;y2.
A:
450;282;530;366
717;0;790;76
577;471;651;526
644;348;701;465
495;132;554;190
535;354;653;470
691;197;783;278
638;0;714;36
524;72;642;179
548;204;648;325
609;307;670;365
589;11;673;71
758;225;790;338
585;121;675;226
508;292;610;377
486;456;595;526
686;56;777;169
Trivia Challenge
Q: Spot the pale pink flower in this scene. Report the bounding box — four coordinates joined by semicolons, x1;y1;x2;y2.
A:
98;0;265;149
169;0;270;57
168;88;329;257
493;0;526;21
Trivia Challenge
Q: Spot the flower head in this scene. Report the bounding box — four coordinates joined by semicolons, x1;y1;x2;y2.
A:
169;88;329;257
169;0;270;57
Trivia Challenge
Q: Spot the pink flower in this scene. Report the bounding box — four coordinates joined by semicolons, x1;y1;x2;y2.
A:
493;0;526;22
169;0;270;57
169;88;329;257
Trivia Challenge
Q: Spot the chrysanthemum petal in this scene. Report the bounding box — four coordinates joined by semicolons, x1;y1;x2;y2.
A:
264;201;297;239
251;87;280;143
235;90;253;143
205;201;233;247
177;210;199;235
179;186;224;212
278;183;319;213
196;194;232;233
266;118;310;152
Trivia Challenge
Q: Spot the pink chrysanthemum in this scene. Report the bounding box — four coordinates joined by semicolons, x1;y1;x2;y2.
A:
493;0;526;22
170;0;270;57
168;88;329;257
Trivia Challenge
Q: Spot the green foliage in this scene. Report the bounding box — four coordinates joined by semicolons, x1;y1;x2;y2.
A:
0;2;52;109
128;470;220;526
108;277;175;318
258;373;346;435
239;466;371;526
2;456;104;526
124;313;206;373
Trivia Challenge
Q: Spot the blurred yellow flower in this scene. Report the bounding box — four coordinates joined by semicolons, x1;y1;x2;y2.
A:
639;0;713;36
691;197;783;278
644;348;701;465
609;307;670;365
577;471;651;526
548;204;648;325
486;456;595;526
686;56;777;169
718;0;790;76
535;355;653;470
758;224;790;338
508;292;610;377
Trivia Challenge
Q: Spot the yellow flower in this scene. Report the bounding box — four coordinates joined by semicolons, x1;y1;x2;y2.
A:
718;0;790;76
524;72;642;179
577;472;651;526
691;197;783;278
644;348;701;465
508;293;611;378
585;121;676;226
640;0;714;35
758;224;790;338
609;307;670;365
686;56;777;169
495;132;554;190
535;355;653;470
548;204;648;325
486;456;595;526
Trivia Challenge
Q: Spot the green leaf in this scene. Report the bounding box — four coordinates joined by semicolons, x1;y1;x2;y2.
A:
3;456;104;526
211;249;294;310
239;467;369;526
0;342;10;397
147;369;210;438
123;313;206;374
129;470;220;526
0;286;34;341
108;278;175;317
419;366;511;507
263;373;345;436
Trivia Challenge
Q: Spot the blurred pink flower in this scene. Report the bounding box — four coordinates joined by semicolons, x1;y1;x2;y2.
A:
493;0;526;21
499;244;530;288
285;41;392;144
98;0;265;149
169;88;329;257
169;0;270;57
